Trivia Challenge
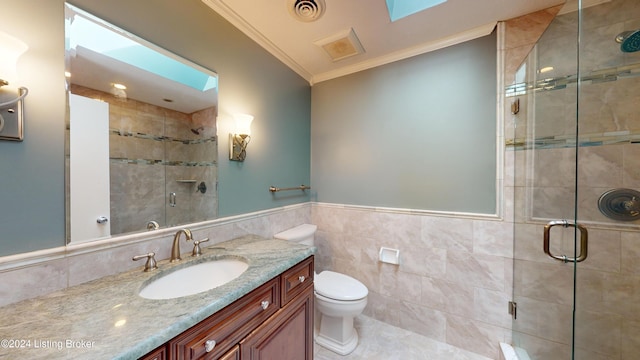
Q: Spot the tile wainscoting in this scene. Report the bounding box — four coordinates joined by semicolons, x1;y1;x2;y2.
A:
311;202;513;359
0;203;310;307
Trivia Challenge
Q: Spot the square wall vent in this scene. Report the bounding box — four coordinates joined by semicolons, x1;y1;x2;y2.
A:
314;28;365;62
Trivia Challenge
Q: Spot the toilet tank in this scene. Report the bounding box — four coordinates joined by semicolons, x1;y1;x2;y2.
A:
273;224;317;246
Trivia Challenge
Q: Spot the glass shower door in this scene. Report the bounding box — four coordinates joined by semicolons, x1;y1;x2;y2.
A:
508;6;581;356
510;0;640;359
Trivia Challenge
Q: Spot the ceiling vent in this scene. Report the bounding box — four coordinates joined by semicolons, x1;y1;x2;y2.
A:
314;28;365;62
288;0;325;22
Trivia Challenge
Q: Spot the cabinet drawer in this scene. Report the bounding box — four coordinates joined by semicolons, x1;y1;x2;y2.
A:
281;256;314;305
169;278;279;360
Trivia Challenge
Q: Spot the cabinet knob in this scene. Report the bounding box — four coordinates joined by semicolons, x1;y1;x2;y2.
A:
204;339;216;352
298;275;306;283
261;300;269;310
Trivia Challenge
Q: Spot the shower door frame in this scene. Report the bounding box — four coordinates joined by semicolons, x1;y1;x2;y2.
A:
509;3;582;358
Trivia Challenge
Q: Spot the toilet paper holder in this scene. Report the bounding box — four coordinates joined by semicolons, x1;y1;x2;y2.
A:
379;247;400;265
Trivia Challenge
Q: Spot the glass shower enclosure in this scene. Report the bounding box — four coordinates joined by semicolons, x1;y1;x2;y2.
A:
508;0;640;359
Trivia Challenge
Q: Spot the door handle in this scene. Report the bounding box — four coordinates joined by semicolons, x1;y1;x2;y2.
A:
543;220;588;263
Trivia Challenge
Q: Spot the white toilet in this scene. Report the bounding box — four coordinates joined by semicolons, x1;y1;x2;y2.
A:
274;224;368;355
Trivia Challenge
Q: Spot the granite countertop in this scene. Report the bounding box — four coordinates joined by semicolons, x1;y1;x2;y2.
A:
0;235;315;359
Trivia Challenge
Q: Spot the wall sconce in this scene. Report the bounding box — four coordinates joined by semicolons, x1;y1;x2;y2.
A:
0;31;29;141
229;113;254;161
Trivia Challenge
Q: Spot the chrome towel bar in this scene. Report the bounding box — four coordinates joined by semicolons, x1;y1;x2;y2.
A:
269;184;311;193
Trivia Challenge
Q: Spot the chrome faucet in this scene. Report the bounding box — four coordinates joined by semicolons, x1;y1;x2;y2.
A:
170;228;193;262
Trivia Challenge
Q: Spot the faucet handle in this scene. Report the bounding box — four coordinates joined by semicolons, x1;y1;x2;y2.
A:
132;252;158;272
192;238;210;257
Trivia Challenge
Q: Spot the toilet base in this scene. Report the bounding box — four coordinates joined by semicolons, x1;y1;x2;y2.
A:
314;313;359;355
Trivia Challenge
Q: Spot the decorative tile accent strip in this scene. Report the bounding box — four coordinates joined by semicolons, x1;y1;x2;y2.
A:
506;131;640;150
110;129;217;145
110;158;217;166
505;62;640;97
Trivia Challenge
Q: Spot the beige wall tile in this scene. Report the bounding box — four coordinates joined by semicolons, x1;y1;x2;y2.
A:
0;258;68;307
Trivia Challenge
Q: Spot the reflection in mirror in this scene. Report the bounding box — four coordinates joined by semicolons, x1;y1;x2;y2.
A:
64;3;218;244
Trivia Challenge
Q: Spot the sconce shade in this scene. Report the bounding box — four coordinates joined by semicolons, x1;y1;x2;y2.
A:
0;31;28;83
234;113;254;135
229;113;254;161
0;31;29;141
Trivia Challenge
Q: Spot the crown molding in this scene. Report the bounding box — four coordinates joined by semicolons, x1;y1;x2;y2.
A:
201;0;496;86
201;0;314;83
311;22;497;84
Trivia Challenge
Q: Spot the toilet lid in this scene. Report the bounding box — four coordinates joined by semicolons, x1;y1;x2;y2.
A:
315;271;368;301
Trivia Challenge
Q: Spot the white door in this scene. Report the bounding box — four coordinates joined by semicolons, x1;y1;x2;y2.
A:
69;93;111;242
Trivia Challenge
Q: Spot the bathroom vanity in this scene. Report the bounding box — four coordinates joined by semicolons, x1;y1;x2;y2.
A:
142;256;314;360
0;236;315;360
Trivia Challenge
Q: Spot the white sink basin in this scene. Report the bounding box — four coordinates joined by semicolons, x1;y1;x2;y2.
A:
139;258;248;300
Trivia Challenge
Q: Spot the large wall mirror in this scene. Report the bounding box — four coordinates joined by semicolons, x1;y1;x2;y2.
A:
64;3;219;243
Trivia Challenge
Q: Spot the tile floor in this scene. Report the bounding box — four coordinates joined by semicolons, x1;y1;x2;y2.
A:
313;315;494;360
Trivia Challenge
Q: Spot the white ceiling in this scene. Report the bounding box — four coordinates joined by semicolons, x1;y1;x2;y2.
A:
202;0;565;84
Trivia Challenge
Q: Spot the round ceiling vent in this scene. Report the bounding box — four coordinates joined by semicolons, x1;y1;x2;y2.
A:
288;0;325;22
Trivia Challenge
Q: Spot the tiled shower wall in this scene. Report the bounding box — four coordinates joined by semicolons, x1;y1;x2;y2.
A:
508;0;640;359
69;85;218;236
310;6;564;360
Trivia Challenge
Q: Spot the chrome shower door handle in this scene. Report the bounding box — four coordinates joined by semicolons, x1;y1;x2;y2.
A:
543;220;588;263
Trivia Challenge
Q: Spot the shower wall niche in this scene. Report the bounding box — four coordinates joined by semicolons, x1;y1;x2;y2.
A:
69;85;218;238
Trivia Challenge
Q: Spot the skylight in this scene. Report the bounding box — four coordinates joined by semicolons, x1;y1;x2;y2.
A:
386;0;447;22
66;9;217;92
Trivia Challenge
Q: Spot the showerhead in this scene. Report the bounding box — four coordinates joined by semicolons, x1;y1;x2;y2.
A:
190;126;204;135
615;29;640;52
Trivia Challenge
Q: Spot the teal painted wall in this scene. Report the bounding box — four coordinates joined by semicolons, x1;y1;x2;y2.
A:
0;0;310;256
311;33;497;214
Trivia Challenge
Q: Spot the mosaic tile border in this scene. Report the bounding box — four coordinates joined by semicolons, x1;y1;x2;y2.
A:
109;129;218;166
506;130;640;150
110;158;217;166
505;62;640;97
110;129;217;145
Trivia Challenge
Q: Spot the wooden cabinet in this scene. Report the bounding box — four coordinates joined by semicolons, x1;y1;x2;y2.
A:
169;278;280;359
240;285;313;360
140;345;167;360
280;255;313;306
219;345;239;360
141;256;314;360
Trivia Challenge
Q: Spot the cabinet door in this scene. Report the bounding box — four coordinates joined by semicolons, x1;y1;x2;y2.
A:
169;278;279;360
240;286;313;360
219;345;239;360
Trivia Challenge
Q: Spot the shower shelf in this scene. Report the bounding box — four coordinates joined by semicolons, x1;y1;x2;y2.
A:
176;180;197;183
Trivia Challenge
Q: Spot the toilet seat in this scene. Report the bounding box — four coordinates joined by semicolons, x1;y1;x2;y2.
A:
315;271;368;301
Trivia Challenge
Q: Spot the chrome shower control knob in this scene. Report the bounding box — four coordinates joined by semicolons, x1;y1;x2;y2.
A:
96;216;108;224
204;339;216;352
